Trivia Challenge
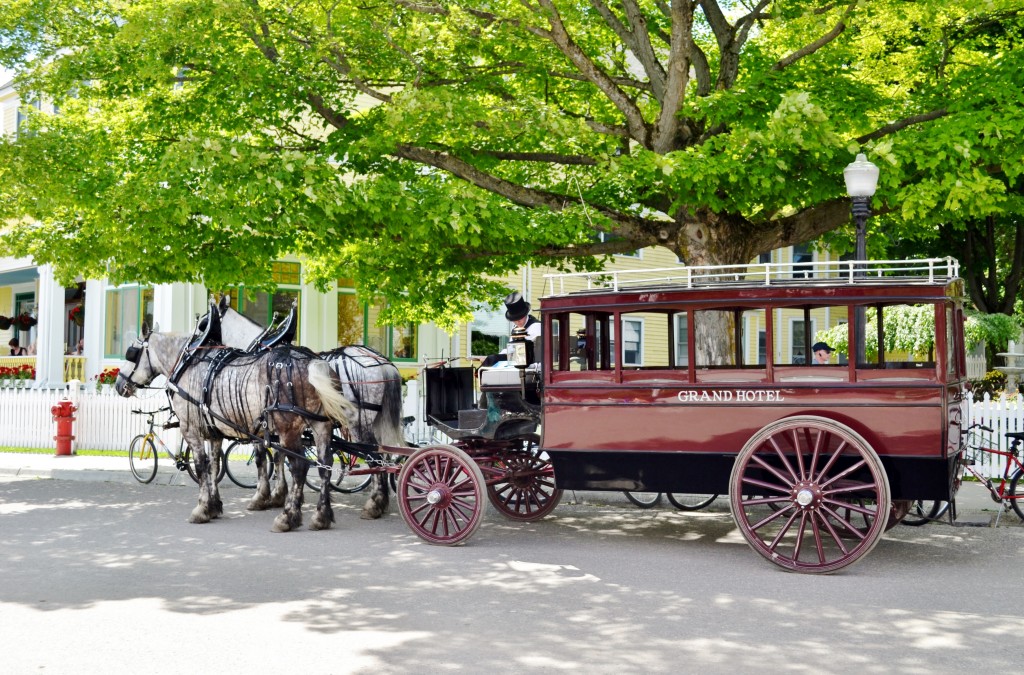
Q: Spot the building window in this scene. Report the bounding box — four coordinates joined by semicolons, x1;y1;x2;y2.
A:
790;318;816;364
229;261;302;341
597;231;641;258
622;318;643;366
674;312;689;366
337;282;417;360
792;244;814;279
104;285;154;358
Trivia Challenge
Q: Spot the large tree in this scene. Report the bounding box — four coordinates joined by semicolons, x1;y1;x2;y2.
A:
1;1;1022;327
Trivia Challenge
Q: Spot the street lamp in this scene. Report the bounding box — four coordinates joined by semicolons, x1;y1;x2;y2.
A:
843;153;880;265
844;152;879;366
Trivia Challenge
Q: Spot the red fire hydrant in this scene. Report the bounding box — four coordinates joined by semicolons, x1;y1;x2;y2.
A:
52;399;78;457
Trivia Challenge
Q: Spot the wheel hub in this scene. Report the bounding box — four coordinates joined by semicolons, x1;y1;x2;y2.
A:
793;482;821;509
426;486;449;507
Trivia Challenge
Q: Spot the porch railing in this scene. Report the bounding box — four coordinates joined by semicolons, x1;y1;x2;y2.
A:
0;355;87;383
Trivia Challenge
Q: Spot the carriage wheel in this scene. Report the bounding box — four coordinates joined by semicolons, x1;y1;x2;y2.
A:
485;434;563;521
397;444;486;546
729;415;890;574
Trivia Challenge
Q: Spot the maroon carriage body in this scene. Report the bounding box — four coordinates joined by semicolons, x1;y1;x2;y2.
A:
538;259;968;504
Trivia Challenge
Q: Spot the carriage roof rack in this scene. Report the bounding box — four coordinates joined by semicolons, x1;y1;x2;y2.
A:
542;257;960;296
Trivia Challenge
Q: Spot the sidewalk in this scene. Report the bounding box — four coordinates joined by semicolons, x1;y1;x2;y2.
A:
0;450;1019;527
0;451;202;487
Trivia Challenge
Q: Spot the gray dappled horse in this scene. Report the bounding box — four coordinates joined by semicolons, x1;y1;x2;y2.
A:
115;328;357;532
213;297;403;520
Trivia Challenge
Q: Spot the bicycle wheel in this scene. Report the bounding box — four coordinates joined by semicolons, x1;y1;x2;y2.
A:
899;500;945;526
305;449;374;494
623;491;662;508
183;443;227;485
128;435;158;484
1009;468;1024;521
666;493;719;511
223;440;272;489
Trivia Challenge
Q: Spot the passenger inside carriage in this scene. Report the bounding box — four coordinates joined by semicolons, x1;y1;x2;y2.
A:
812;342;835;365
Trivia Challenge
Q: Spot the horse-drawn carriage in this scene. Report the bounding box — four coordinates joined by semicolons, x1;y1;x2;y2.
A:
118;257;970;574
395;257;971;574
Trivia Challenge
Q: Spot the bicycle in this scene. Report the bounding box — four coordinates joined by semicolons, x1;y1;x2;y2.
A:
958;423;1024;522
904;424;1024;524
128;408;226;485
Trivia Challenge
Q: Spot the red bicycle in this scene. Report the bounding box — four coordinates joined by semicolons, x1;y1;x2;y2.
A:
957;423;1024;521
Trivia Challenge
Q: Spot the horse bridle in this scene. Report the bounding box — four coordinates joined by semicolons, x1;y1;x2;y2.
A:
118;338;155;391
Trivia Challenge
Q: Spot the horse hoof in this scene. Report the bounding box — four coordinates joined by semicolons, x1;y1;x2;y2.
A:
247;498;267;511
189;509;210;524
360;509;382;520
310;515;332;531
271;515;292;532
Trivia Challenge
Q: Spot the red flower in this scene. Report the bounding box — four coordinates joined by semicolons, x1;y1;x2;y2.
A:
94;367;119;386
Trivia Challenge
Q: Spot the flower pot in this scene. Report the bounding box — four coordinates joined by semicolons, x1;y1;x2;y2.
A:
0;316;11;330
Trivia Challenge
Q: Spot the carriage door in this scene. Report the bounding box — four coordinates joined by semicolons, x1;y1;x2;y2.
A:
945;303;968;459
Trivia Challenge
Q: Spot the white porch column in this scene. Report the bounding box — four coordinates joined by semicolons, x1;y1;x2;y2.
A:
34;264;66;388
152;283;177;333
82;278;105;383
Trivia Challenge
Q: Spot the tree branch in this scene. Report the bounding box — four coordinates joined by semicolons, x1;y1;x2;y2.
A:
855;109;949;143
531;0;651;145
393;144;652;235
652;0;695;153
772;2;856;71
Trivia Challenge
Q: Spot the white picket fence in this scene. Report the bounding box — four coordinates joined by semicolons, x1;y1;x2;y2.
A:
0;385;178;452
1;383;1021;479
963;393;1024;477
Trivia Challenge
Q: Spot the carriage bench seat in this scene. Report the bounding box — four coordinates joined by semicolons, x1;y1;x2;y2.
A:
479;367;539;389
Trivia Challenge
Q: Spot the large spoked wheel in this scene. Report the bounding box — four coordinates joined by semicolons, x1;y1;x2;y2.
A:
729;415;890;574
129;435;158;484
666;493;719;511
485;434;563;521
397;444;486;546
1008;469;1024;521
224;441;274;489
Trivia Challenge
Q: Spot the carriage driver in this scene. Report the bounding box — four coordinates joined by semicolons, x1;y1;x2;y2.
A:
504;291;541;367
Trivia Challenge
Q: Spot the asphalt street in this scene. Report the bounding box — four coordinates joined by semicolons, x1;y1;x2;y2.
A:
1;451;1022;675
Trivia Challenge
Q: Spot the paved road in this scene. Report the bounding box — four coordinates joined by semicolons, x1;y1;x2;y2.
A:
1;454;1023;674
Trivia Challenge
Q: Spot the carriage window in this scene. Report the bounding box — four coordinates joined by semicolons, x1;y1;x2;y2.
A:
775;305;849;366
742;309;767;365
946;306;960;378
692;307;767;380
859;303;937;370
551;311;613;371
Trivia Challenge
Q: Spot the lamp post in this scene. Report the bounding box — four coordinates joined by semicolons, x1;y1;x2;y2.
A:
843;153;880;365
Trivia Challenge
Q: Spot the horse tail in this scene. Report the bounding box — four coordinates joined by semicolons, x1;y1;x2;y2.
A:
371;363;406;448
308;360;358;429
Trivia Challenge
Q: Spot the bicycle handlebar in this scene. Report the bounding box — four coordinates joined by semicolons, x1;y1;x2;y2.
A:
131;406;171;416
966;422;994;433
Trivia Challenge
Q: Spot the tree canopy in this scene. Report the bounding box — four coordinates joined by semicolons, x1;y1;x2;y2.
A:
1;1;1022;327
